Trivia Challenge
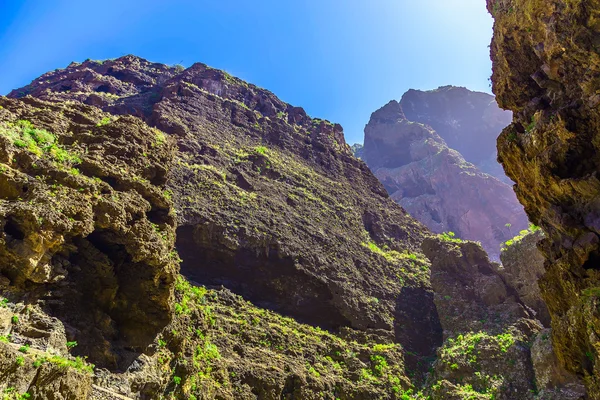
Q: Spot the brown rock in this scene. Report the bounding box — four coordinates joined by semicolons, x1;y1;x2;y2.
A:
489;0;600;395
498;230;551;326
8;56;445;369
531;329;586;400
0;97;178;369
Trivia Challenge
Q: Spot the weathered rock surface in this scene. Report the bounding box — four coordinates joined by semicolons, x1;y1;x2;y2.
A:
0;97;178;370
0;56;460;397
498;230;551;326
9;56;444;366
400;86;513;182
361;100;527;260
422;236;543;399
531;329;587;400
489;0;600;396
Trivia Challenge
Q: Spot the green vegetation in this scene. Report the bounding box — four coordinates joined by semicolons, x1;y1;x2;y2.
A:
0;120;81;165
254;145;267;155
33;354;95;374
362;240;424;263
502;223;541;250
96;116;112;127
153;128;167;146
438;231;464;243
3;387;31;400
442;331;515;364
165;276;411;398
66;341;78;349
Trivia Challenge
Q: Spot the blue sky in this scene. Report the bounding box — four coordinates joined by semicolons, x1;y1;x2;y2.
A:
0;0;493;144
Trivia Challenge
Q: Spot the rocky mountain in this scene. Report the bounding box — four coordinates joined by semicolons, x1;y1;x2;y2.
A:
489;0;600;397
0;56;449;398
0;43;582;398
400;86;513;182
359;99;528;261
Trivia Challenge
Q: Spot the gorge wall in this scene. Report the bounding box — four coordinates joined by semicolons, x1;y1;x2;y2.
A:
0;56;449;398
489;0;600;396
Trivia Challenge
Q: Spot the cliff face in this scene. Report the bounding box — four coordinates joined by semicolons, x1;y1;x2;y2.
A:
1;56;449;398
489;0;600;396
361;100;527;260
0;97;178;370
400;86;513;182
422;237;542;399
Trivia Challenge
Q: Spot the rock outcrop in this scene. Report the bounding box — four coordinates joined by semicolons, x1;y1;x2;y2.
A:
361;100;527;260
489;0;600;396
497;230;551;326
422;236;542;399
400;86;513;182
8;57;444;362
0;97;178;370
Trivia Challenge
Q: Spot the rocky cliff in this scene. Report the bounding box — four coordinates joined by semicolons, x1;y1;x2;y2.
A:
361;100;527;261
400;86;513;182
0;56;451;398
489;0;600;396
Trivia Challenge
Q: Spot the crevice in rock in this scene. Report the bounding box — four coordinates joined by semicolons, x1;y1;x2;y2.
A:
394;286;443;379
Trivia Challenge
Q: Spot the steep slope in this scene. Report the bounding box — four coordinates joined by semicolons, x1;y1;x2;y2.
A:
361;100;527;260
489;0;600;396
400;86;512;182
0;56;453;397
9;57;444;358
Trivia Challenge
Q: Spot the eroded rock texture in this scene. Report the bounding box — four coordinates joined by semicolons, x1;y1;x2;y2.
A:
498;231;551;326
400;86;513;181
362;100;527;260
0;56;458;397
8;57;445;364
0;97;178;370
422;237;543;399
489;0;600;395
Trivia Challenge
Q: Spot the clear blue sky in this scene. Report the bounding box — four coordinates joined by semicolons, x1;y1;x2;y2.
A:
0;0;493;144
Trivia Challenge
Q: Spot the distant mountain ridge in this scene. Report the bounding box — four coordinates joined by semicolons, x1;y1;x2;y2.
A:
356;87;528;260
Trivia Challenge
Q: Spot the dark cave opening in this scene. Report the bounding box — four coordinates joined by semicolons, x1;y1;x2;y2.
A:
3;218;25;241
583;249;600;270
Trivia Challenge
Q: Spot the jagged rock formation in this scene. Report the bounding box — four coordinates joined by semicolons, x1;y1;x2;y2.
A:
497;230;551;326
9;56;444;359
361;100;527;260
400;86;513;182
489;0;600;396
422;236;585;399
0;97;178;370
0;56;453;398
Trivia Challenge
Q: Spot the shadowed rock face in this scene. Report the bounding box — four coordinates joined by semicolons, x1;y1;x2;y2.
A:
400;86;513;182
361;100;528;260
489;0;600;395
9;55;444;364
